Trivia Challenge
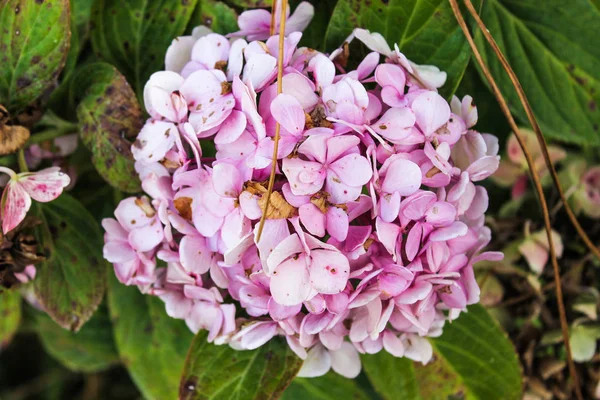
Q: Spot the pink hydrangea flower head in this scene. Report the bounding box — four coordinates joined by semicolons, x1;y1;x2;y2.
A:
101;12;503;379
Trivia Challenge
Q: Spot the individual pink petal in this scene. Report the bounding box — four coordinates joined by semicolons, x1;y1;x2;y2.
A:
260;220;296;273
270;254;311;306
282;158;326;196
330;342;361;378
308;53;335;90
268;298;301;321
143;71;184;119
309;249;349;295
325;135;360;164
405;223;423;261
371;108;415;142
356;52;380;80
179;235;214;275
212;163;242;198
429;221;468;241
379;191;401;223
326;206;349;242
411;91;450;136
128;219;164;252
424;201;456;227
243;53;277;91
325;172;362;204
519;239;548;274
103;241;135;264
285;1;315;34
214;110;247;145
329;154;372;187
297;344;332;378
241;321;278;350
375;64;406;93
382;331;405;357
191;33;230;69
114;197;154;231
299;203;326;238
192;203;223;238
19;167;70;202
234;9;271;40
381;158;422;195
165;36;197;73
282;72;319;111
403;334;433;364
402;191;437;221
271;93;305;136
132;120;177;164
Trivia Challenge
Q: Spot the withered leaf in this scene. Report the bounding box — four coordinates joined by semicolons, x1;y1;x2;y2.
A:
0;124;30;156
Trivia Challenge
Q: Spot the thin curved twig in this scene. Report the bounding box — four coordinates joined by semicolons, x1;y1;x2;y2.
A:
462;0;600;265
256;0;288;242
448;1;582;399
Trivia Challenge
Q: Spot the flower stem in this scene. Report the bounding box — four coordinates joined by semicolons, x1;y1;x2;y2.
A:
27;129;69;145
17;148;28;173
256;0;288;242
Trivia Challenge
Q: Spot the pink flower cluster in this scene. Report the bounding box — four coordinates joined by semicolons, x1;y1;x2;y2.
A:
103;4;502;378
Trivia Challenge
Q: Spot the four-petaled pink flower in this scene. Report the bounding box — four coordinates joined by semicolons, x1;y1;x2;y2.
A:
0;166;70;234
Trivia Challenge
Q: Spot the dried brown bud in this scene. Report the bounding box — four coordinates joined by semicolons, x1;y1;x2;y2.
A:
245;181;298;219
0;217;44;289
174;197;193;221
0;105;30;155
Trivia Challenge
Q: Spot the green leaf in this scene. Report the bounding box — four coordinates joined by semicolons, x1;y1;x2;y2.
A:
225;0;269;7
107;271;193;400
180;331;302;400
62;0;94;78
35;303;119;372
324;0;471;97
32;193;106;332
431;304;523;399
187;0;238;35
362;353;421;400
474;0;600;146
281;372;371;400
75;62;143;193
0;0;70;113
0;290;21;349
90;0;199;96
413;354;467;400
297;0;338;51
362;304;522;400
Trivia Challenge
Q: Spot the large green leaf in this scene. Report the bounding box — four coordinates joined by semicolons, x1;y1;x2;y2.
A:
362;304;522;400
0;0;70;113
180;331;302;400
297;0;338;51
32;193;106;332
90;0;199;96
107;272;193;400
187;0;238;35
35;303;119;373
0;290;21;349
62;0;94;78
324;0;471;97
75;62;142;193
362;353;421;400
474;0;600;146
281;372;371;400
431;304;523;399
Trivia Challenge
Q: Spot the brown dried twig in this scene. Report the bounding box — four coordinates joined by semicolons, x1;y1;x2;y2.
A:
448;1;582;398
462;0;600;266
256;0;288;242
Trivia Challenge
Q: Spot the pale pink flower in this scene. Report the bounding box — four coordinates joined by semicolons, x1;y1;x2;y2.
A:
0;166;70;234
